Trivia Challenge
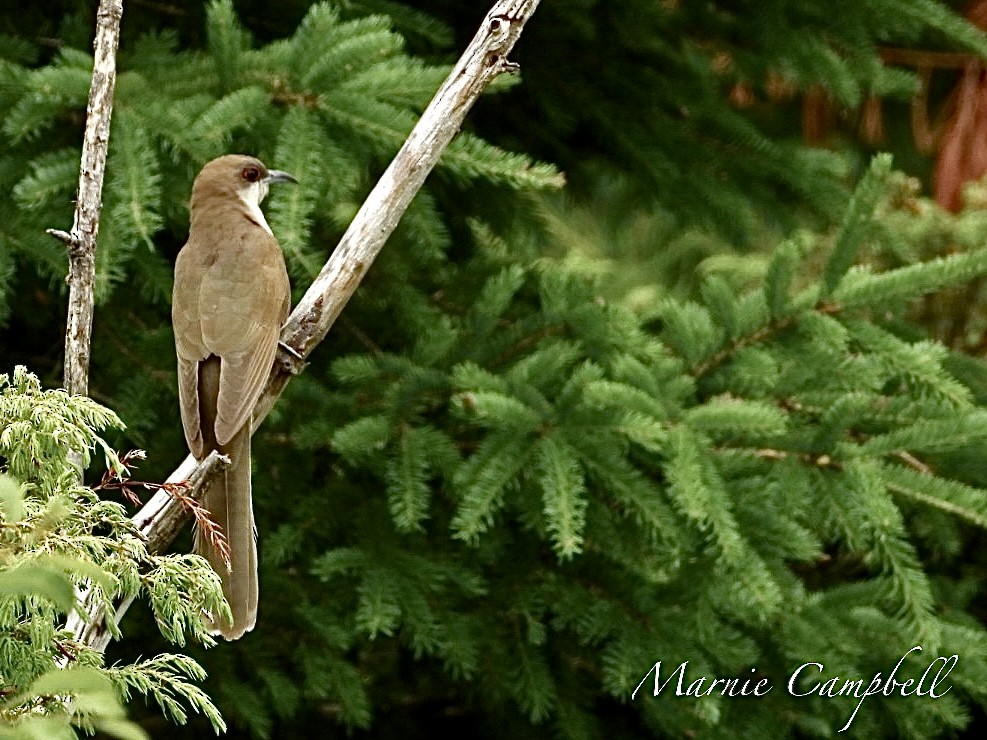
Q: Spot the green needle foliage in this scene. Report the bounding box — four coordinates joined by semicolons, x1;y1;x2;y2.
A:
1;0;559;314
280;158;987;738
0;368;225;737
477;0;987;240
3;1;987;739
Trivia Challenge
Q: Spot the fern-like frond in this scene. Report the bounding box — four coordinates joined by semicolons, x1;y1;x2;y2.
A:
337;58;448;107
821;153;892;297
451;431;531;544
269;106;337;280
2;50;91;143
206;0;251;92
12;147;79;210
184;86;270;161
301;17;403;90
536;433;587;559
107;111;163;249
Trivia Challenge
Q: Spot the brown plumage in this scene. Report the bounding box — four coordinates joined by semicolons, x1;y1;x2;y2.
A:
172;154;295;639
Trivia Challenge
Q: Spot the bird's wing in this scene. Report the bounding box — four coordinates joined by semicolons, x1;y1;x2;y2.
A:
173;245;210;458
177;356;206;458
213;322;280;446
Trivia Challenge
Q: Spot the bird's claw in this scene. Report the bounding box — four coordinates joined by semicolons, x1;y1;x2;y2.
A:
277;341;306;375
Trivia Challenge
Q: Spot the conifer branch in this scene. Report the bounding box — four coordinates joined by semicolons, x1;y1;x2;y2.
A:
48;0;123;398
72;0;543;651
692;300;845;379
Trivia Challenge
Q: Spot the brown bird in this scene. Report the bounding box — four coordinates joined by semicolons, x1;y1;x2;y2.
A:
172;154;296;639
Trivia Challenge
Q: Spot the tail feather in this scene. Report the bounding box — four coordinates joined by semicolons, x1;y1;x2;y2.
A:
193;422;257;639
194;356;257;640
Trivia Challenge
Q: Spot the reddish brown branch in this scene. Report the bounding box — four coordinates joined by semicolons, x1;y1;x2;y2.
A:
879;46;980;70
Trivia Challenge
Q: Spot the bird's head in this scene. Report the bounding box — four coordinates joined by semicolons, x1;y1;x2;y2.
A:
190;154;297;224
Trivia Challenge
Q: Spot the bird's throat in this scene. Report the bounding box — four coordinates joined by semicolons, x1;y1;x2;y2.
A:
237;184;273;236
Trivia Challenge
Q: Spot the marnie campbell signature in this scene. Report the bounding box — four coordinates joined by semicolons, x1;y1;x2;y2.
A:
632;645;956;732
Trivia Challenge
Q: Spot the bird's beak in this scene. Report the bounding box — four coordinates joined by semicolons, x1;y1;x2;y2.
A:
264;170;298;185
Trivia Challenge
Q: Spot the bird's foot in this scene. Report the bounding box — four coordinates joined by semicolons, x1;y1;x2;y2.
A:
277;341;307;375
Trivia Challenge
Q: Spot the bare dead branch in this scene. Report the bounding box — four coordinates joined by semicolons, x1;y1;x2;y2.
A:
52;0;123;398
69;0;544;651
267;0;542;379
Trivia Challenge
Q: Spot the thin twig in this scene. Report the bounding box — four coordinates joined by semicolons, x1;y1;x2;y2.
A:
71;0;544;651
67;451;231;654
94;449;232;569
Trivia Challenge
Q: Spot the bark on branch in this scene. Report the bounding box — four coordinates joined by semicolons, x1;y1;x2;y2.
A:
50;0;123;398
71;0;543;651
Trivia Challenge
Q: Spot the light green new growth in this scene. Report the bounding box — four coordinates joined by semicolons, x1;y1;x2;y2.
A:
0;368;225;737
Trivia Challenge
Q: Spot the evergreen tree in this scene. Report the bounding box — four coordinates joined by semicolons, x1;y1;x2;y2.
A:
0;367;224;737
3;1;987;738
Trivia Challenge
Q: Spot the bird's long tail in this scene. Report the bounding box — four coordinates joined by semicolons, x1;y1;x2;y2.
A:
194;357;258;640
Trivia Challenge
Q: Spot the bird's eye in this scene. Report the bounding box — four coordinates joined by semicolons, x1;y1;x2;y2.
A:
241;166;261;183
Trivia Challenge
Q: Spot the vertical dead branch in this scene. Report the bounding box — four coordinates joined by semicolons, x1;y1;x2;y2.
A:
71;0;544;651
48;0;123;397
52;0;123;649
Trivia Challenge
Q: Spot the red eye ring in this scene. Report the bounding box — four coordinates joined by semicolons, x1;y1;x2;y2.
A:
241;166;261;183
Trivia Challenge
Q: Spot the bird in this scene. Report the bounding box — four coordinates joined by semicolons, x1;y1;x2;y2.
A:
172;154;296;639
